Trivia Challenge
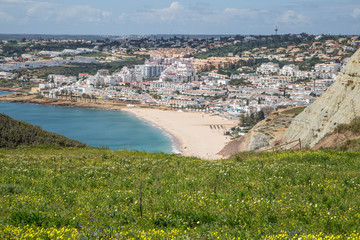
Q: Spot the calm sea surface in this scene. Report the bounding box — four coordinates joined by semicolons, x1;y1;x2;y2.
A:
0;91;174;153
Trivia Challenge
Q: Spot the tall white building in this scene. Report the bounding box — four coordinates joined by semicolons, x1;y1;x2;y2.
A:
140;65;165;79
160;60;197;83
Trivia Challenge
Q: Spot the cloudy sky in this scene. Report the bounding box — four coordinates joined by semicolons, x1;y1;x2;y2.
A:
0;0;359;35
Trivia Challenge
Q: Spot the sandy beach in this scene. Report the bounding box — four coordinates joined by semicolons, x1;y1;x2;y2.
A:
0;93;238;159
123;108;238;160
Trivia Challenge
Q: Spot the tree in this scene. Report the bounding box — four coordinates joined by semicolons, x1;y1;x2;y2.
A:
82;93;88;102
240;110;265;127
258;110;265;121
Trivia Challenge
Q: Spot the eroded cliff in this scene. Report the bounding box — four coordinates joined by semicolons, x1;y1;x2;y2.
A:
282;48;360;148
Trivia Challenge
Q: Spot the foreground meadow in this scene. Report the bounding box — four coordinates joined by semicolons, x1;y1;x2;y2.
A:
1;148;360;239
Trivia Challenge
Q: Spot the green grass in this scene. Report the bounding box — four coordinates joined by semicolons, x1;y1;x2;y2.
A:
282;107;306;116
77;52;109;58
2;148;360;239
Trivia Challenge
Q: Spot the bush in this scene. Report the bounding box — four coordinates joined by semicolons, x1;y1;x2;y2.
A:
0;114;87;148
335;118;360;134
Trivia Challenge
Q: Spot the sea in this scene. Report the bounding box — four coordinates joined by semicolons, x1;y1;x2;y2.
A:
0;91;176;153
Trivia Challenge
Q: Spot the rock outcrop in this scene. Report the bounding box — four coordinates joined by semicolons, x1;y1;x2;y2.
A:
281;48;360;148
218;108;298;157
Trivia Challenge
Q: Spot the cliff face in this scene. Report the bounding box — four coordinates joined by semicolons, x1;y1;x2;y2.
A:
282;48;360;148
218;108;298;157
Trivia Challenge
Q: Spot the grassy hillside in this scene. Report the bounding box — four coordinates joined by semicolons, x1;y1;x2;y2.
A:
1;148;360;239
0;114;87;148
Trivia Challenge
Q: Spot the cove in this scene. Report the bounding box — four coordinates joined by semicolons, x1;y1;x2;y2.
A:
0;91;173;153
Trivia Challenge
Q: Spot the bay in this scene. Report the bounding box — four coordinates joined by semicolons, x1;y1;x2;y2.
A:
0;91;173;153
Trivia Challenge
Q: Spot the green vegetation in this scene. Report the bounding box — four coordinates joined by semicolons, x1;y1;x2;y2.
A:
329;118;360;151
282;107;306;117
0;78;36;89
0;114;86;148
335;118;360;134
11;60;144;78
240;110;265;127
0;79;19;88
229;78;248;86
0;41;93;57
2;148;360;238
194;34;343;59
77;52;109;58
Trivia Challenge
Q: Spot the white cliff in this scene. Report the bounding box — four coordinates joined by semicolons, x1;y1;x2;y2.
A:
282;48;360;148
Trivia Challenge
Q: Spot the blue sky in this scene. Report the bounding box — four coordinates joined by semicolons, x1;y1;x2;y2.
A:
0;0;359;35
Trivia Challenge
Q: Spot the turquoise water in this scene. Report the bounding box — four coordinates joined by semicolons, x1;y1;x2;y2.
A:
0;91;174;153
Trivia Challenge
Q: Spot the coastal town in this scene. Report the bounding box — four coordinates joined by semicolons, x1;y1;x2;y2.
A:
3;0;360;237
0;34;358;124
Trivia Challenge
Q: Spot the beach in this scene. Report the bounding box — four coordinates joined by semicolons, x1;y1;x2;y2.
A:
123;108;238;160
0;93;238;159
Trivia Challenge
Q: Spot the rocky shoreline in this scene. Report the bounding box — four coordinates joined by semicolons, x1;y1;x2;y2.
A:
0;87;26;93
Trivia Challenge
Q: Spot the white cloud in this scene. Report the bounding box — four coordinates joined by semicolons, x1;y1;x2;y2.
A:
133;2;186;23
27;2;53;15
117;13;127;24
26;1;55;21
0;0;112;24
223;8;262;18
278;10;308;24
2;0;351;34
0;0;29;3
351;8;360;19
158;2;184;21
131;2;267;25
0;10;13;21
56;5;112;23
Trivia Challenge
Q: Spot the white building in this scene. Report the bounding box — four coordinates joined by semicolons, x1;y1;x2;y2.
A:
315;63;340;73
0;59;68;71
280;64;299;76
39;83;55;89
72;56;97;64
0;71;14;79
140;65;165;79
149;82;193;92
256;63;280;75
160;60;197;83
